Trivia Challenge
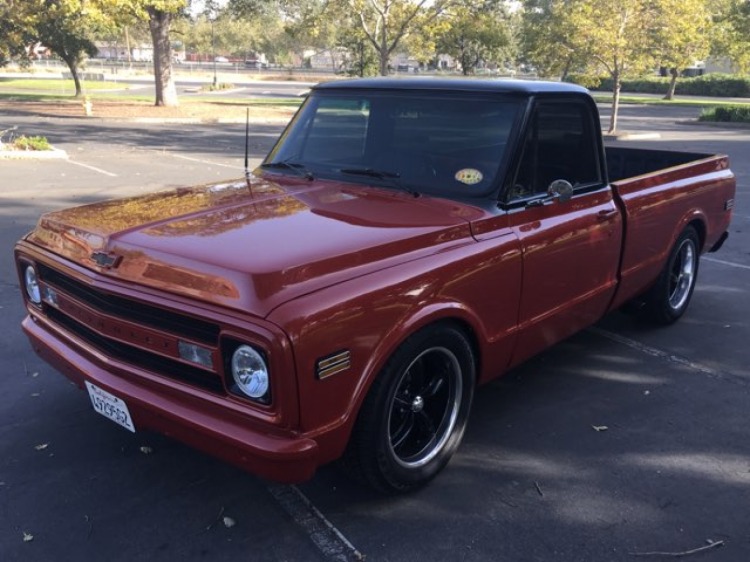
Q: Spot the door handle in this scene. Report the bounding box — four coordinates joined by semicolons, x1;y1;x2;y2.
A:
597;209;618;221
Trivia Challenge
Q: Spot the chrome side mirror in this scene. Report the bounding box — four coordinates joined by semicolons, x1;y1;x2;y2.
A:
548;179;574;203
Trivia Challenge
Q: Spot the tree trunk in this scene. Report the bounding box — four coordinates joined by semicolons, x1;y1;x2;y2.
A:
560;57;572;82
147;8;178;107
62;55;83;97
664;68;678;100
379;12;389;76
378;41;388;75
608;76;621;134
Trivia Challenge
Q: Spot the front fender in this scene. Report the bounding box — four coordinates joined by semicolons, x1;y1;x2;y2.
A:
267;234;522;464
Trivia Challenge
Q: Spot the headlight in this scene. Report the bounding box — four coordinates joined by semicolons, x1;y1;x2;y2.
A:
24;265;41;304
231;345;270;401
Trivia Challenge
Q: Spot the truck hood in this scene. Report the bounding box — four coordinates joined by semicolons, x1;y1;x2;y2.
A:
27;176;484;316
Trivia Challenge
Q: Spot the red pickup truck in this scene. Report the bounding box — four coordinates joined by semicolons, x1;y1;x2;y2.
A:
15;79;735;493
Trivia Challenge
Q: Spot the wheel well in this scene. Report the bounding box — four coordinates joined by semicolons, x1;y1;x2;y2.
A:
687;219;706;251
433;318;482;386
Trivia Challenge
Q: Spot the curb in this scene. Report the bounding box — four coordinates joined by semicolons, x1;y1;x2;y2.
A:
677;119;750;129
0;147;67;160
602;131;661;141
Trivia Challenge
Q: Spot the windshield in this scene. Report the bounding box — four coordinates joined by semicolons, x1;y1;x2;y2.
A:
263;89;524;198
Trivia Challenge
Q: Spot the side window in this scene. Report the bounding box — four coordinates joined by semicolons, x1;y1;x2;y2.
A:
510;101;602;199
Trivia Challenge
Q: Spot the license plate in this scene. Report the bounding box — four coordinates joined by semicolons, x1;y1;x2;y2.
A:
85;381;136;433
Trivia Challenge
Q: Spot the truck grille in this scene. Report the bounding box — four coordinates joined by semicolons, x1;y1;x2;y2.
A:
36;263;224;394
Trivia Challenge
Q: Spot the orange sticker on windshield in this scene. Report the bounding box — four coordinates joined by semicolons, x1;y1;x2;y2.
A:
455;168;483;186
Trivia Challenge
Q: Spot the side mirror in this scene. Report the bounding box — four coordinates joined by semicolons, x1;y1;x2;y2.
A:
548;179;574;203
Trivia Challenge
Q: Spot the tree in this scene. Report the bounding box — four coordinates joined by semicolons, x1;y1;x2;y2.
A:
712;0;750;72
353;0;455;75
0;0;35;66
521;0;586;80
522;0;658;134
654;0;712;100
1;1;119;96
436;0;511;75
36;1;108;97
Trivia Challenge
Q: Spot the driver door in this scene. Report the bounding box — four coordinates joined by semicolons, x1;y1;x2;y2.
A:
506;98;623;367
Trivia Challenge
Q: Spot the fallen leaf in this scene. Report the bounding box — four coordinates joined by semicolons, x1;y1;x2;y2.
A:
31;372;39;378
34;443;49;451
591;425;608;432
223;516;236;528
23;532;33;542
139;446;153;455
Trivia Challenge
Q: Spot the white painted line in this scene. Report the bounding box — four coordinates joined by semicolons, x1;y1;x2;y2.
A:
65;159;117;177
169;153;244;170
267;484;364;562
590;327;749;388
704;257;750;271
589;327;717;376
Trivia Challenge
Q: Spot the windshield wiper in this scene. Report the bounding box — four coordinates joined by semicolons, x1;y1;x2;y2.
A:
260;160;314;180
339;167;420;197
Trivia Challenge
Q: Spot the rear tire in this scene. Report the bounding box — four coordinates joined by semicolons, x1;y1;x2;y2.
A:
642;226;700;325
341;324;475;494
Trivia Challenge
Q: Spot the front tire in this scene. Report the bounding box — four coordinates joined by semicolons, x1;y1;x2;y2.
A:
342;324;475;493
643;225;700;325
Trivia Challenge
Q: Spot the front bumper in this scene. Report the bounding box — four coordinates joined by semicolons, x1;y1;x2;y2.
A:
23;314;320;483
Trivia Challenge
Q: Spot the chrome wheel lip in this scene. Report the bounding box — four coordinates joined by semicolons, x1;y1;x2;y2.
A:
668;239;696;311
386;346;463;469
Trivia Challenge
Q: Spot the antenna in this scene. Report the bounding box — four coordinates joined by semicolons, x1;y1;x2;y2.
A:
244;107;251;187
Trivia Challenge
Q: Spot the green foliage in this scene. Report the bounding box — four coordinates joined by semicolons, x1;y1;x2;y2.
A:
568;73;750;98
11;135;52;151
699;105;750;122
436;0;511;75
202;81;234;91
712;0;750;73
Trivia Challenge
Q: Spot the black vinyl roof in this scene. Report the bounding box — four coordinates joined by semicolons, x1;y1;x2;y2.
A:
313;77;590;95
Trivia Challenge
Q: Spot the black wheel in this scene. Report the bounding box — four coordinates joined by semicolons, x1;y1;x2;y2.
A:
642;225;700;325
342;324;475;493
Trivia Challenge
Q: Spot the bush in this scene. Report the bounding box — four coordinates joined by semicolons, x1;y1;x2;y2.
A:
11;135;51;151
566;73;750;98
202;82;234;92
699;106;750;123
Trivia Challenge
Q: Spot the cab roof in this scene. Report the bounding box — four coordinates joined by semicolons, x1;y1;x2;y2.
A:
313;77;590;96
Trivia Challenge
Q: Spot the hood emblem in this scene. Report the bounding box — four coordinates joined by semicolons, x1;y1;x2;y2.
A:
90;251;122;269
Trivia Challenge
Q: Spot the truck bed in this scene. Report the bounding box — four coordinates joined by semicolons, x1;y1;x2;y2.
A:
606;146;713;183
606;147;735;311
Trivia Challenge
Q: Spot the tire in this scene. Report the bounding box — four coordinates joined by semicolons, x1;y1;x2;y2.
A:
341;324;475;494
642;225;700;325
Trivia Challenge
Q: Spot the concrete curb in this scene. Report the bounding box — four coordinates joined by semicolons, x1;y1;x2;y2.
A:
602;131;661;141
0;147;67;160
677;119;750;129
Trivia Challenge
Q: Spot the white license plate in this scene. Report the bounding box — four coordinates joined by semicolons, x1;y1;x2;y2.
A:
85;381;136;433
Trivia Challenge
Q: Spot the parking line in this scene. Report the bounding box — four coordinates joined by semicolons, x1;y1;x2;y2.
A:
65;159;117;177
589;327;748;387
703;257;750;271
169;153;244;170
267;484;363;561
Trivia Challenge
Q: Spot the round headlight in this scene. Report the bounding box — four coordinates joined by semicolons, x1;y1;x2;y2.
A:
24;265;41;304
231;345;269;400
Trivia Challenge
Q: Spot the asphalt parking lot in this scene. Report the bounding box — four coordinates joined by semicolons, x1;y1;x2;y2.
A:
1;104;748;562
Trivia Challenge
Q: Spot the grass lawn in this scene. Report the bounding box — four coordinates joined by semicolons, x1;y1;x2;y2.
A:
592;93;750;108
0;77;130;92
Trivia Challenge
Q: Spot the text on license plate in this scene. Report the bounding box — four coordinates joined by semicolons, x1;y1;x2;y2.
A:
85;381;136;433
